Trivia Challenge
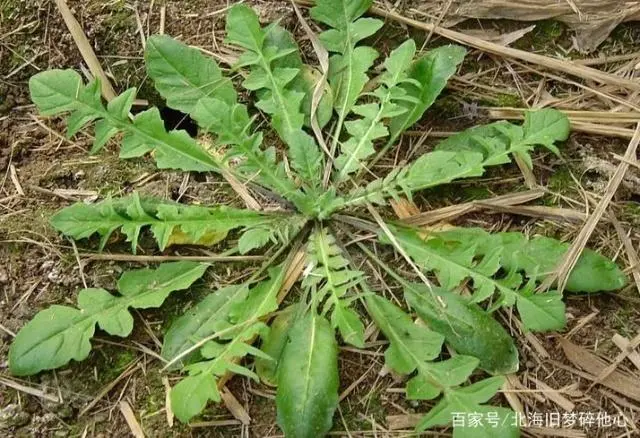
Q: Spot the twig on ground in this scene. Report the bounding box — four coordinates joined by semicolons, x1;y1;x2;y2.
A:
539;123;640;293
80;253;265;263
53;0;117;100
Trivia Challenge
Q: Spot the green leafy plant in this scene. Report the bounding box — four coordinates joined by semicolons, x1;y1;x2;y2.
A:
10;1;627;437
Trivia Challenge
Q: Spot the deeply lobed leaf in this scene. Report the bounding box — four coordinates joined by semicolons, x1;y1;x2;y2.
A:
29;70;222;171
311;0;382;123
170;265;286;422
404;284;519;374
304;228;365;347
333;40;417;179
338;109;570;212
9;262;207;376
50;193;296;253
365;294;517;435
383;225;626;331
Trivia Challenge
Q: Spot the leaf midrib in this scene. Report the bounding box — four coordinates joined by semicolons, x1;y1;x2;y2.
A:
299;313;318;426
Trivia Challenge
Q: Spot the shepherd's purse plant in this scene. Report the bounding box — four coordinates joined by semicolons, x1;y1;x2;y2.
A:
10;1;627;437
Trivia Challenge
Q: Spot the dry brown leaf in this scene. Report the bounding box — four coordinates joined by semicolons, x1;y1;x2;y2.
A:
118;401;145;438
409;0;640;53
220;388;251;425
367;3;640;92
558;337;640;402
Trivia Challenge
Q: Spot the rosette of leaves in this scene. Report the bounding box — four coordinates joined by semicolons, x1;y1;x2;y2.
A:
10;1;627;437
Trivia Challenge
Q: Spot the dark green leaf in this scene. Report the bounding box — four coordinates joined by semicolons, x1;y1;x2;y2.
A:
276;312;339;438
404;284;519;374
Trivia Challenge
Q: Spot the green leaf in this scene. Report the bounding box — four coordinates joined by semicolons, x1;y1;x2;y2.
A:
406;355;479;400
365;293;514;435
225;7;325;189
417;377;518;438
382;225;624;332
522;108;570;155
337;111;570;213
145;34;236;115
516;289;566;332
388;45;466;139
256;305;298;386
289;130;324;189
298;66;334;129
29;69;222;170
192;97;310;206
161;285;248;368
9;262;207;376
239;216;307;255
226;5;305;145
170;265;286;423
331;303;365;348
339;150;489;210
365;295;444;375
261;24;333;129
334;40;417;179
419;401;518;437
276;312;339;438
311;0;382;123
171;323;265;422
433;227;627;293
404;284;519;374
238;228;272;255
304;228;364;346
384;226;569;332
50;193;277;252
435;109;569;169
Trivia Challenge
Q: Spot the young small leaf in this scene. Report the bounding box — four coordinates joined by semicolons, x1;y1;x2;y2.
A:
10;262;207;376
276;312;339;438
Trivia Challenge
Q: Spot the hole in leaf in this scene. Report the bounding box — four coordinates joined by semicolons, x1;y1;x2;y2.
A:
158;106;198;137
